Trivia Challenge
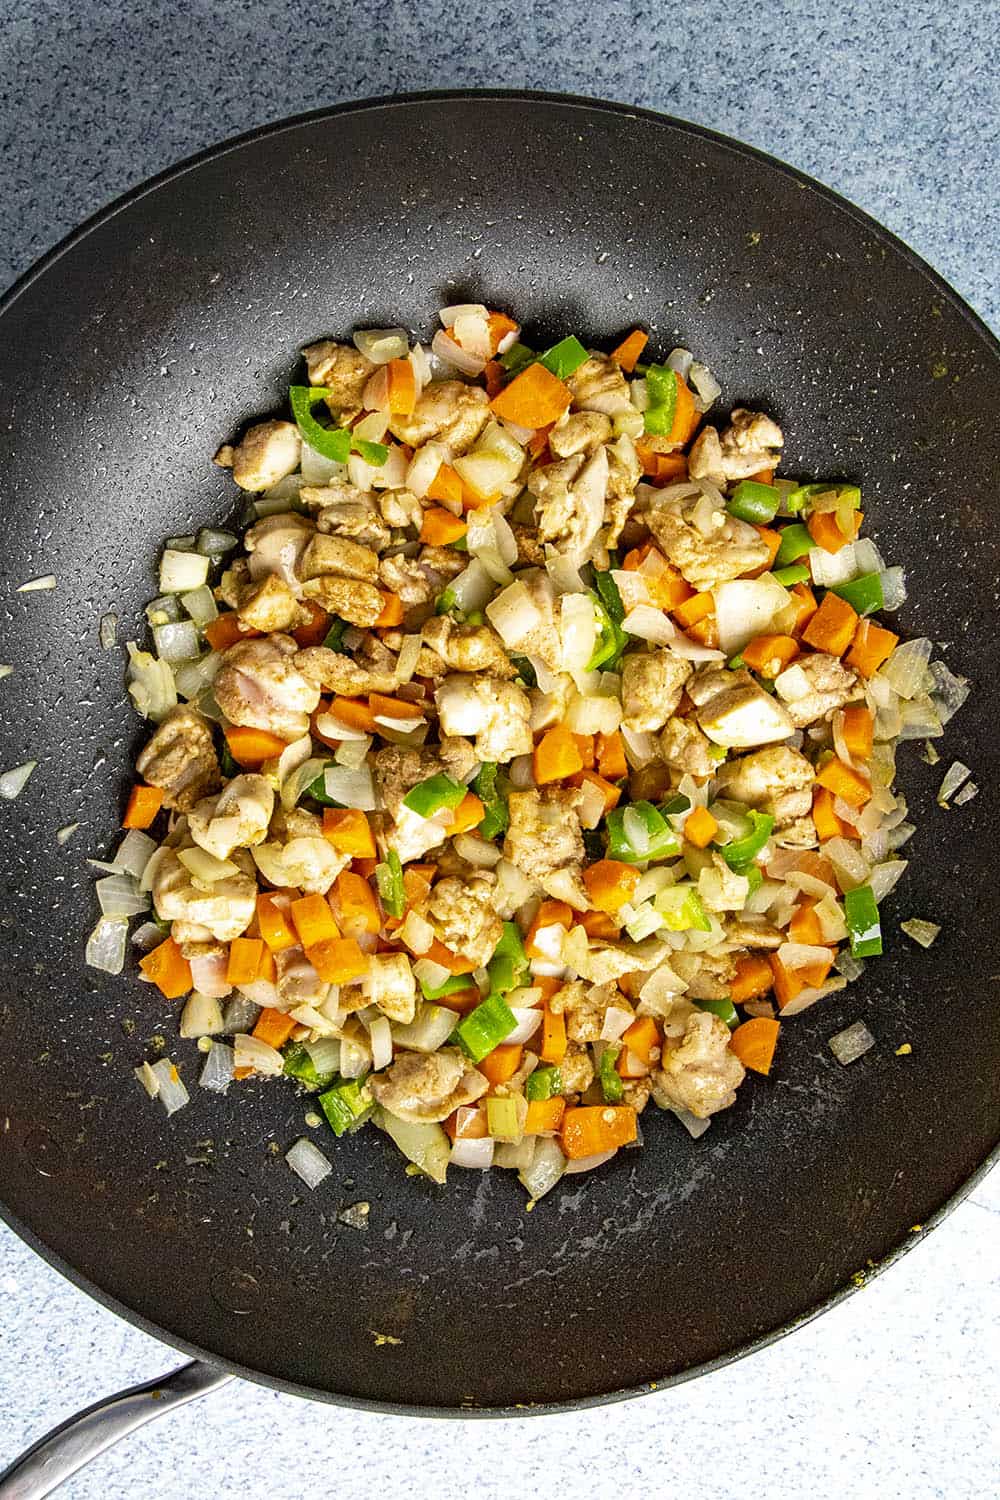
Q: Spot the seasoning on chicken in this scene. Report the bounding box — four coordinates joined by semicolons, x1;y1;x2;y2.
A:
647;491;771;589
621;649;693;733
529;447;609;564
236;573;307;634
370;1048;488;1124
386;380;490;454
503;788;585;885
654;1010;746;1118
425;874;504;968
299;534;380;583
151;849;257;942
435;674;533;762
302;340;374;420
687;666;796;748
231;420;301;492
688;409;784;485
187;774;274;861
774;652;860;728
135;705;221;812
421;615;516;677
214;636;321;740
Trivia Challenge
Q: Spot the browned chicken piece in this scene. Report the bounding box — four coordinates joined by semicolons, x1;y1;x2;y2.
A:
300;575;385;626
386;381;490;454
378;488;424;530
566;352;632;414
558;1043;595;1095
647;491;771;589
511;523;545;567
605;433;642;547
503;788;585;885
724;917;784;950
670;951;737;1000
369;1048;488;1124
653;1011;745;1118
244;512;315;589
420;545;468;582
378;553;436;606
425;874;504;967
299;533;380;583
659;716;717;778
151;848;257;942
713;746;814;829
216;558;250;609
548;411;612;457
774;652;861;728
295;645;397;697
231;420;301;492
688;409;784;485
549;980;622;1044
236;573;308;633
136;704;221;812
214;636;321;740
621;649;693;732
528;448;609;565
301;340;374;421
421;615;516;676
435;674;533;762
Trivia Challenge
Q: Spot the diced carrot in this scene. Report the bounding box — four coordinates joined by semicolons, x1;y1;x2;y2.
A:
788;850;838;886
730;953;774;1003
252;1007;297;1051
122;784;163;829
490;362;572;428
749;468;775;485
807;508;863;553
533;723;584;784
788;582;818;634
532;976;563;1003
438;987;482;1016
789;898;825;946
672;591;714;629
619;1015;660;1067
769;952;832;1009
290;599;331;648
635;440;660;478
573;733;596;770
233;1065;255;1081
730;1017;780;1075
226;937;265;986
586;736;624;789
224;724;291;768
582;859;639;913
560;1105;637;1159
256;945;277;984
525;1096;566;1134
743;525;782;577
486;311;519;355
846;619;899;679
568;769;622;813
686;616;720;649
527;425;553;460
801;592;859;656
668;377;699;445
479;1043;523;1088
424;938;477;975
386;358;416;416
447;791;485;836
653;452;690;484
330;870;380;937
816;757;872;809
444;1104;489;1141
256;894;297;952
741;635;799;676
684;805;719;849
402;863;436;907
426;462;465;507
525;900;574;958
290;893;340;949
812;786;859;841
623;543;693;609
203;612;260;652
368;692;425;722
539;1005;568;1064
841;704;874;760
306;936;370;984
609;328;649;373
374;592;404;628
420;506;468;546
322;698;379;735
483;360;505;398
322;808;376;858
577;910;621;940
139;937;192;1000
354;857;379;879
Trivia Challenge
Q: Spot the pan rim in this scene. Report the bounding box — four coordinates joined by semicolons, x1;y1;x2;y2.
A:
1;87;997;1417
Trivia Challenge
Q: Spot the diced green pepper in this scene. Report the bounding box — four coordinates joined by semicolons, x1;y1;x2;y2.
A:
694;998;740;1030
642;364;680;436
727;480;781;525
472;761;509;840
525;1064;563;1102
831;572;884;616
593;568;626;624
539;335;589;380
219;740;241;779
418;970;475;1002
786;481;861;516
772;563;811;586
318;1075;374;1137
773;523;814;569
599;1043;624;1103
403;772;467;818
606;801;682;864
487;922;529;996
352;437;388;467
661;793;692;817
289;386;352;463
720;811;774;869
727;653;746;670
454;993;517;1063
282;1041;338;1090
305;767;340;807
498;341;535;374
587;586;628;670
375;849;404;918
656;884;712;932
844;884;883;957
511;654;537;687
321;617;348;651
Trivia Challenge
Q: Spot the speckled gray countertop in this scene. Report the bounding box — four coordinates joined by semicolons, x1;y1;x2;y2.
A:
1;3;998;1497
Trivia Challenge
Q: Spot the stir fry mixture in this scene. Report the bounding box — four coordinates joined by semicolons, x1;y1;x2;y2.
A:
87;305;969;1200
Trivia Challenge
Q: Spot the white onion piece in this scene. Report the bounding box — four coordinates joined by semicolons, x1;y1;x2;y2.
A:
353;327;408;364
495;858;535;912
498;415;534;444
937;760;971;804
406;441;449;499
85;915;129;974
447;559;496;617
180;992;225;1038
667;631;725;663
432;328;485;375
506;1007;543;1044
286;1137;334;1188
622;604;675;645
174;652;223;702
439;302;488;327
450;1134;495;1170
135;1061;159;1098
159;549;209;594
453;833;502;867
391;1003;460;1053
600;1005;636;1043
688;360;721;409
150;1058;190;1115
400;909;434;955
560;592;598;676
621;726;657;766
900;917;941;948
196;1042;233;1095
130;921;163;953
452;309;493;360
0;760;37;800
507;754;535;789
778;941;834;971
411;957;451;992
17;574;57;592
409;343;432;390
829;1021;875;1065
95;874;149;917
486;579;543;647
189;950;232;998
669;1107;711;1140
565;690;622;737
665;346;693;378
234;1033;284;1076
547;554;587;595
564;1149;617;1174
114;829;158;877
576;776;609;829
518;1136;566;1197
234;978;279;1009
368;1016;394;1071
177;846;240;884
712;576;791;656
869;859;908;902
126;642;177;722
99;611;118;648
323;765;376;810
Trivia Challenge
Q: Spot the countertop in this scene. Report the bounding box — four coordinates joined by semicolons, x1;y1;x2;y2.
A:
1;3;997;1496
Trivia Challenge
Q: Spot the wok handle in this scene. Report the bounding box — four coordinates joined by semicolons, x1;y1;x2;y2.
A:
0;1360;233;1499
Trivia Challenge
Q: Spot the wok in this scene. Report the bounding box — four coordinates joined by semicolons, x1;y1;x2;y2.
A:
0;92;997;1489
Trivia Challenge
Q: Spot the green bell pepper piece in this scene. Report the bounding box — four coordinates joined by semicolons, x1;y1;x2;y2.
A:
352;437;388;467
498;341;535;374
606;801;682;863
321;617;348;651
844;884;883;957
786;481;861;516
772;563;811;586
599;1043;624;1103
539;335;589;380
419;970;476;1002
289;386;352;463
318;1075;374;1137
694;998;740;1030
374;849;405;918
656;884;712;932
306;767;340;807
472;761;509;840
831;572;884;616
642;364;680;436
486;922;528;996
587;586;628;670
773;524;814;569
403;773;467;818
727;480;781;525
525;1064;563;1102
593;568;626;624
454;993;517;1063
720;811;774;869
282;1041;338;1090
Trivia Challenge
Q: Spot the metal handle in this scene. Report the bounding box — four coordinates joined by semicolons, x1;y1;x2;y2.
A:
0;1360;234;1499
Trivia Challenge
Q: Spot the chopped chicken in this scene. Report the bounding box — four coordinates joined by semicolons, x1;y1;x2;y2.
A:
231;420;301;492
772;816;818;849
374;739;478;862
295;645;396;697
419;545;468;582
236;573;307;633
528;447;608;565
724;915;784;949
152;848;257;941
654;1011;745;1118
299;533;380;583
511;523;545;567
136;705;221;812
363;952;417;1024
774;652;861;728
566;353;632;415
216;558;250;609
604;434;642;547
687;666;795;748
549;979;619;1043
275;946;330;1008
310;494;391;552
559;1043;595;1095
214;636;321;739
187;774;274;861
659;715;717;778
387;380;490;455
435;674;533;762
486;567;562;674
548;411;612;457
377;488;424;530
421;615;516;677
251;814;346;893
425;873;503;967
670;951;736;1000
688;408;784;484
621;649;693;732
713;745;815;828
647;492;771;589
300;575;385;626
378;553;436;607
244;512;315;589
503;788;585;885
370;1047;488;1124
573;937;669;986
301;340;374;420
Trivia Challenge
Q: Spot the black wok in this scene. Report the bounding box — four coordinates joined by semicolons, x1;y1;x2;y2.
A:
0;93;997;1436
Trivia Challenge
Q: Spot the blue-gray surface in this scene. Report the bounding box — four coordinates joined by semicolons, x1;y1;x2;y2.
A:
1;3;997;1498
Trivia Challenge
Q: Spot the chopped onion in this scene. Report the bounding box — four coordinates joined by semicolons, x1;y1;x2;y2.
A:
560;592;598;675
879;566;907;611
622;605;676;645
134;1061;159;1098
937;760;971;805
777;975;846;1016
828;1021;875;1065
286;1137;333;1188
439;302;488;327
900;918;940;948
566;689;622;738
180;991;225;1038
778;941;834;971
180;584;218;628
173;652;222;702
390;1002;460;1053
495;859;535;912
0;665;12;681
486;579;544;648
576;775;609;829
150;1057;190;1115
880;638;933;699
665;346;694;378
688;360;721;408
869;859;908;902
281;755;326;813
833;949;866;982
200;1041;235;1093
353;327;408;364
234;1032;284;1076
507;753;535;789
953;781;978;805
0;761;37;800
621;726;657;766
713;576;791;656
99;612;118;648
323;765;376;810
600;1005;636;1043
399;909;434;955
507;1007;543;1044
126;642;177;722
188;949;232;998
222;993;261;1033
159;549;209;594
518;1136;566;1198
452;1135;496;1170
177;846;239;883
152;620;200;663
406;441;449;500
669;1107;712;1140
547;554;587;595
111;829;157;877
367;1016;393;1071
16;575;57;593
821;837;871;892
85;915;129;974
432;328;485;375
453;833;501;867
564;1148;618;1174
56;821;80;846
447;559;496;617
666;630;725;663
928;660;970;725
96;873;149;917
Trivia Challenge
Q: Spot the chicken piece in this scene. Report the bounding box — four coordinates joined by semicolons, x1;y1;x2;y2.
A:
374;740;479;820
772;815;818;849
251;815;346;893
503;788;584;885
621;650;693;733
566;353;632;415
302;340;374;421
379;553;436;607
605;434;642;547
152;848;257;942
688;409;784;485
136;705;221;813
275;946;330;1008
528;447;609;565
314;498;391;553
659;716;717;779
187;774;274;861
653;1010;745;1118
214;636;321;740
352;630;400;678
647;492;771;589
421;615;515;677
486;567;563;674
548;411;612;458
231;420;301;492
300;575;385;626
387;381;490;454
435;674;533;763
236;573;307;633
549;980;619;1044
574;938;670;986
370;1047;488;1124
622;1077;653;1112
299;533;380;583
419;545;468;582
559;1043;595;1095
511;523;545;567
217;558;251;609
713;745;815;828
244;512;315;589
294;645;396;697
423;873;503;968
774;652;861;728
363;952;417;1024
687;667;795;748
378;488;424;530
725;917;784;950
670;951;736;1000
